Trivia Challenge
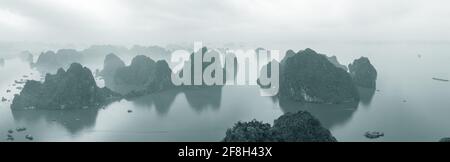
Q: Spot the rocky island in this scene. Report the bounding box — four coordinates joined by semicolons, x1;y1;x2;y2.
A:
349;57;378;88
281;49;347;71
223;111;337;142
0;58;4;67
11;63;121;110
114;55;158;85
278;48;359;104
107;55;174;98
19;51;34;64
175;47;225;88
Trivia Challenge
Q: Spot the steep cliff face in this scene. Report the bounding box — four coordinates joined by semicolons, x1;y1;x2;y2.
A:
349;57;378;88
113;55;174;98
279;48;359;104
11;63;121;110
223;111;337;142
326;55;348;71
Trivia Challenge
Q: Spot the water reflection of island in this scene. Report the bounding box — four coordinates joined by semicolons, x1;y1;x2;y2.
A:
130;86;223;114
11;109;99;134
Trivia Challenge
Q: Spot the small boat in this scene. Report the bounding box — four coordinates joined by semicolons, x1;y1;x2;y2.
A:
432;78;449;82
16;127;27;132
365;131;384;139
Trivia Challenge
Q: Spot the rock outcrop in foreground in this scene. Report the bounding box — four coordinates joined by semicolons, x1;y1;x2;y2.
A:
349;57;378;88
11;63;121;110
281;49;347;71
223;111;337;142
279;48;359;104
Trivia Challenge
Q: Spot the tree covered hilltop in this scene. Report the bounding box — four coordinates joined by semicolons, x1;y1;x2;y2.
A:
223;111;337;142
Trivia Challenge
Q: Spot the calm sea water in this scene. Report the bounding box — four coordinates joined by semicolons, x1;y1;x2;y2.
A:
1;43;450;142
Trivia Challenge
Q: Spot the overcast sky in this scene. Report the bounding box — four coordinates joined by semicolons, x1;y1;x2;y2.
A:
1;0;449;46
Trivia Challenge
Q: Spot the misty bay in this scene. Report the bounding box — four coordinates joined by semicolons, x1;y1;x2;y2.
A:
1;42;450;142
